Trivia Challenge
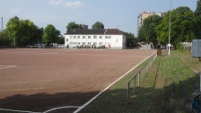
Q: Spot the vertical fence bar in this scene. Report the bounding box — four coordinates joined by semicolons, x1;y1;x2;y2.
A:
127;52;157;103
127;82;130;103
138;72;140;87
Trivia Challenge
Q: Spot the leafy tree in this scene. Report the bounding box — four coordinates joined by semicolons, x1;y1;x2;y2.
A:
17;19;36;47
0;30;11;47
58;35;64;44
92;21;104;29
194;0;201;39
66;22;80;33
138;15;162;47
29;27;43;45
6;17;38;47
124;32;136;48
156;7;194;48
6;16;20;47
42;24;61;46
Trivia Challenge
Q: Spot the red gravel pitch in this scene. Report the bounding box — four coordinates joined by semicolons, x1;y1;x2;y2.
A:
0;48;156;112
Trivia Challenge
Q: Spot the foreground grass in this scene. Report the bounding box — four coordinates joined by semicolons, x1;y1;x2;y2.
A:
81;55;163;113
81;50;201;113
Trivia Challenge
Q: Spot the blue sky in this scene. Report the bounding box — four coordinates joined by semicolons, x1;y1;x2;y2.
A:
0;0;197;36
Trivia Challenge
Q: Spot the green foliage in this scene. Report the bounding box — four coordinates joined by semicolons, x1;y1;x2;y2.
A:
194;0;201;39
92;21;104;29
124;32;137;48
0;30;11;47
42;24;61;46
138;15;162;47
6;16;42;47
29;27;43;45
17;19;36;47
66;22;81;33
6;16;20;47
156;7;194;48
58;35;64;44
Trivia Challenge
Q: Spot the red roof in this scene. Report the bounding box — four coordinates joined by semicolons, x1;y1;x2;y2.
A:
105;29;123;35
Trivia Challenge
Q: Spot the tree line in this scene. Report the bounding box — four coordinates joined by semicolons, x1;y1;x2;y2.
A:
138;0;201;49
0;18;137;48
0;16;64;47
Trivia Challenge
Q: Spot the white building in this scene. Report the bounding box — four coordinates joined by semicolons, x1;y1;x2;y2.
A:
65;29;126;49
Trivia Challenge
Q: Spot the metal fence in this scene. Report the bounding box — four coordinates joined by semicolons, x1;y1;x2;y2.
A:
127;52;157;103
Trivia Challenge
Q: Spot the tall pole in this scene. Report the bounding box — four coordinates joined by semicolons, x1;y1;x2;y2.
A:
168;0;171;56
1;17;3;31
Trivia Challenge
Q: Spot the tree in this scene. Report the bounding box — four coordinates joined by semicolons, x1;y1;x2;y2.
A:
6;17;38;47
17;19;36;47
0;30;11;47
194;0;201;39
138;15;162;47
124;32;136;48
155;7;194;48
58;35;64;44
42;24;61;46
29;27;43;45
6;16;20;47
66;22;80;33
92;21;104;29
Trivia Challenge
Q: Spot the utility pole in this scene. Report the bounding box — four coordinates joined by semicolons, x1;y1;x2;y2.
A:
168;0;172;56
1;17;3;31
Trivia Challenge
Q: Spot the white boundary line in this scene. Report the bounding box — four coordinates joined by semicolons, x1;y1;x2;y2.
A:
0;108;41;113
0;106;79;113
0;65;17;70
0;51;157;113
73;51;157;113
43;106;79;113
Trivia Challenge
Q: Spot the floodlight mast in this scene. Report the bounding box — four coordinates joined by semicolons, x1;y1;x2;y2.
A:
168;0;171;56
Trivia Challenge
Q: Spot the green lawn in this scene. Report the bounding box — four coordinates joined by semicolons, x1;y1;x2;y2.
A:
81;50;201;113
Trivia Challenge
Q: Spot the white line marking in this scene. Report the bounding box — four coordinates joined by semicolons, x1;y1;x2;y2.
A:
0;65;17;70
73;51;157;113
0;108;41;113
43;106;79;113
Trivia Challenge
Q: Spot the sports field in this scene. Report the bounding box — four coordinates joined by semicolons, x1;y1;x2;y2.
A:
0;48;156;113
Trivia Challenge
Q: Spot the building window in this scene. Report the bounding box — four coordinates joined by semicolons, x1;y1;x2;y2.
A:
88;42;91;45
99;36;102;39
105;36;111;39
74;36;76;39
93;42;97;46
99;42;103;46
70;42;77;45
88;36;91;39
78;36;80;39
93;35;97;39
82;36;86;39
82;42;85;45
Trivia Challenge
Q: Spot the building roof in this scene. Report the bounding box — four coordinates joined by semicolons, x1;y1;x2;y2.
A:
66;29;123;35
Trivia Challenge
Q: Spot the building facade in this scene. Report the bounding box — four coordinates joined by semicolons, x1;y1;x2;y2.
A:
65;29;126;49
137;11;166;31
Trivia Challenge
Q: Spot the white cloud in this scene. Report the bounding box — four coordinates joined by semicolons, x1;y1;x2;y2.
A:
63;1;84;8
10;9;20;15
48;0;84;8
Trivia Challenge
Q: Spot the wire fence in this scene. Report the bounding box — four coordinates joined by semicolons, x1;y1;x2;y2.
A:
127;52;157;103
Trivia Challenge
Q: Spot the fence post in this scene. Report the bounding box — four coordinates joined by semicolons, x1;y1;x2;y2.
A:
127;82;130;103
138;72;140;87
